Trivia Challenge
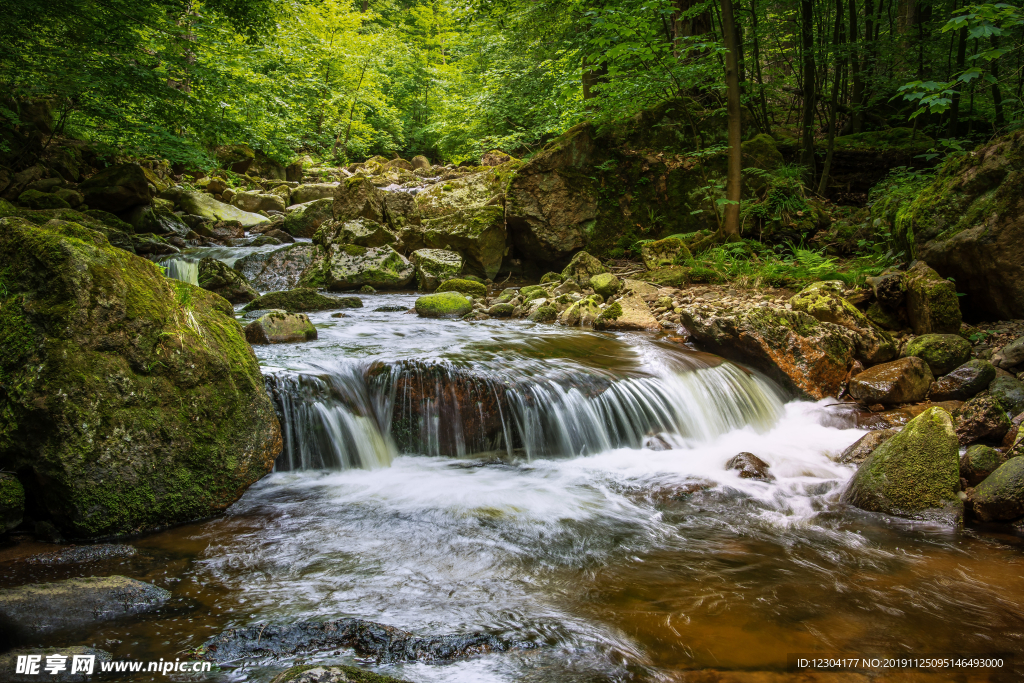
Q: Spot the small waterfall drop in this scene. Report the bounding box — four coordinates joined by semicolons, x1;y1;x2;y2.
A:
163;258;199;286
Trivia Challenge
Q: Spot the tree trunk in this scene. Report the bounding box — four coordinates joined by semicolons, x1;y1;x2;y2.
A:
948;24;967;137
991;36;1005;128
800;0;816;186
749;0;772;132
819;0;846;195
848;0;863;132
721;0;743;238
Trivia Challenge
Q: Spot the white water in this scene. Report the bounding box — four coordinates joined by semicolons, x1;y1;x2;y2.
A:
163;258;199;285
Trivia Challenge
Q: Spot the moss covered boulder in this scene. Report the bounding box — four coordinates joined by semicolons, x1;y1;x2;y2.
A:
410;248;461;291
419;206;507;279
928;359;996;401
968;457;1024;522
960;444;1003;487
640;237;691;270
487;302;514;318
244;311;317;344
241;288;361;313
18;189;70;211
414;291;472;318
590;272;621;298
78;163;152;212
316;218;397;249
849;357;933;405
123;201;190;237
953;395;1011;446
290;183;338;205
333;176;388;223
283;198;334;238
903;333;972;376
0;217;281;538
903;261;962;335
560;250;607;287
301;244;414;291
171;190;270;229
436;277;487;298
559;298;602;327
790;280;896;365
414;164;513;220
198;257;258;304
841;407;962;525
528;304;558;322
231;190;285;214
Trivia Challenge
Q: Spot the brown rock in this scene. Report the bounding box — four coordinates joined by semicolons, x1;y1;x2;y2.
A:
953;395;1011;446
838;429;898;464
726;452;774;481
848;357;933;405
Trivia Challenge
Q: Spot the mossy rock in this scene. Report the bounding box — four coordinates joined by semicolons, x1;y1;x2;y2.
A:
487;302;514;318
904;333;972;376
18;189;70;211
989;376;1024;415
0;474;25;532
244;311;317;344
960;444;1003;487
197;257;258;304
283;198;334;238
302;244;414;291
419;206;506;279
494;287;517;303
0;217;281;538
637;266;688;287
410;248;462;291
590;272;621;298
904;261;962;335
560;250;607;286
640;237;692;270
841;407;962;525
436;278;487;298
78;163;152;212
528;304;558;322
540;271;562;284
414;291;472;318
242;288;361;313
953;394;1011;446
970;456;1024;522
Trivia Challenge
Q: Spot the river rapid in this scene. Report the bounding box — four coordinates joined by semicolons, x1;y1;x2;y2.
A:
4;292;1024;682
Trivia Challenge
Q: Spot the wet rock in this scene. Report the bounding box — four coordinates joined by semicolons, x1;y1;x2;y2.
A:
197;257;258;303
928;359;996;401
359;285;376;294
168;189;270;229
842;407;962;525
848;357;933;405
291;183;338;205
0;646;112;682
960;444;1004;487
418;206;506;279
968;457;1024;522
262;228;295;244
904;261;962;335
414;292;472;318
242;288;361;313
594;292;658;331
560;250;607;287
250;235;282;246
123;201;190;237
197;618;524;665
867;271;906;310
436;278;487;298
317;218;398;249
301;244;414;291
993;336;1024;370
410;249;461;291
789;280;896;365
904;333;972;376
838;428;897;465
989;376;1024;415
855;400;964;430
131;232;179;255
552;279;582;296
245;311;317;344
236;243;314;292
78;163;152;212
283;198;334;238
528;304;558;323
487;302;514;318
25;544;137;565
0;218;280;538
374;305;406;313
953;395;1011;446
559;297;602;327
725;452;774;481
590;272;621;298
540;271;561;284
0;474;25;533
0;576;169;638
271;665;412;683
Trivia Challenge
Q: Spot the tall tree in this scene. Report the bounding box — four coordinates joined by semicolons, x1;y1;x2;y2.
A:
721;0;742;237
799;0;817;186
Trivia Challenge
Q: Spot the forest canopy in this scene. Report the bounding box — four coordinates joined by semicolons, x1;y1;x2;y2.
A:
2;0;1022;171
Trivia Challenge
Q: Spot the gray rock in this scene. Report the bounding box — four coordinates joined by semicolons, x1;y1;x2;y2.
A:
24;544;137;565
989;376;1024;415
236;243;315;292
994;336;1024;370
928;359;996;401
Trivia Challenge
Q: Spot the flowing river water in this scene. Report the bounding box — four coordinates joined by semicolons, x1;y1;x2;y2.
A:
4;289;1024;682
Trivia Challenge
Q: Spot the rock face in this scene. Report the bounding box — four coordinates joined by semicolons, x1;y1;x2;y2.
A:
594;292;659;331
848;357;933;404
953;395;1011;446
415;292;472;318
903;333;971;376
242;288;361;313
77;163;152;212
172;190;270;228
236;243;314;292
969;457;1024;522
198;257;258;303
929;359;996;400
302;244;414;291
0;576;169;638
283;198;334;237
789;280;895;365
410;249;461;291
418;207;506;279
903;262;963;335
838;429;898;465
841;407;962;525
244;311;317;344
895;131;1024;319
0;218;281;538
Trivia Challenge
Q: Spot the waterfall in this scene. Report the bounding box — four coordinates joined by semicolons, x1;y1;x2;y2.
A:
164;259;199;286
266;356;785;471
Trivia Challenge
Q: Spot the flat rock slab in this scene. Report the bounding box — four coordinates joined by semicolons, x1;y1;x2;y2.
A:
0;576;169;638
196;618;530;665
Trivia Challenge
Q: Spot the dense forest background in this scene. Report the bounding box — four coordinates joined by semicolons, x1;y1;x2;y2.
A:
1;0;1022;175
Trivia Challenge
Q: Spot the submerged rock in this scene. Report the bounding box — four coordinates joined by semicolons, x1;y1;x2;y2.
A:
848;357;933;405
196;618;524;665
198;257;258;303
242;288;361;313
725;452;774;481
0;217;281;538
842;407;962;525
0;576;169;638
245;311;317;344
414;292;472;318
25;544;137;565
928;359;996;401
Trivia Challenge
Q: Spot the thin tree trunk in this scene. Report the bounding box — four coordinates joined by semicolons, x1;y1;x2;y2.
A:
948;23;967;137
721;0;743;238
800;0;817;186
749;0;772;131
848;0;863;132
819;0;846;195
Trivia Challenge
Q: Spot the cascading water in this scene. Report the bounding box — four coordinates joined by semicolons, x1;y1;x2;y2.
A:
163;258;199;285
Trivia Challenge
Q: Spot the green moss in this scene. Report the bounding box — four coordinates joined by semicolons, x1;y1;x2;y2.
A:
590;272;621;297
18;190;71;211
414;291;472;318
436;278;487;298
528;304;558;322
540;271;562;284
342;244;368;257
599;301;623;321
903;334;971;376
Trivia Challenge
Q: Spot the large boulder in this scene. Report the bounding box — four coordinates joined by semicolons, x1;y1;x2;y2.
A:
904;262;963;335
316;218;397;248
0;217;281;538
410;249;461;291
848;357;933;405
301;244;414;291
968;457;1024;522
17;189;70;210
231;190;286;214
894;131;1024;319
290;183;338;205
418;207;506;279
333;176;388;223
928;359;996;401
789;280;896;365
235;243;314;292
903;333;972;376
283;198;334;238
244;311;317;344
953;395;1011;446
197;257;258;303
841;407;962;525
413;166;509;220
171;190;270;229
241;288;361;313
123;201;190;237
78;163;152;212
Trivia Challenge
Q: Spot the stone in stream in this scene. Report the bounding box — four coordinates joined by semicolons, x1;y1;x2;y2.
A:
559;297;601;327
953;395;1011;446
123;200;190;237
841;407;962;525
290;182;338;205
967;456;1024;522
25;544;137;565
725;452;774;481
436;277;487;298
271;665;412;683
242;288;362;313
317;218;398;249
960;444;1004;488
789;280;896;365
301;244;414;291
196;618;527;665
410;248;461;291
928;359;997;401
0;647;112;682
837;428;897;465
560;250;607;287
0;576;169;639
198;257;259;303
245;311;317;344
0;217;281;538
590;272;621;298
333;177;389;223
232;190;286;214
848;357;933;405
414;292;472;318
528;304;558;323
165;188;270;229
283;198;334;238
418;206;507;279
236;243;315;292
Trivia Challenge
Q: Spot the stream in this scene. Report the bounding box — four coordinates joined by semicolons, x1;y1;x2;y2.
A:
4;281;1024;681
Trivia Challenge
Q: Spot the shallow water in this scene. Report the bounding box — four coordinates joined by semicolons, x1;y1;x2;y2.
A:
4;293;1024;681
